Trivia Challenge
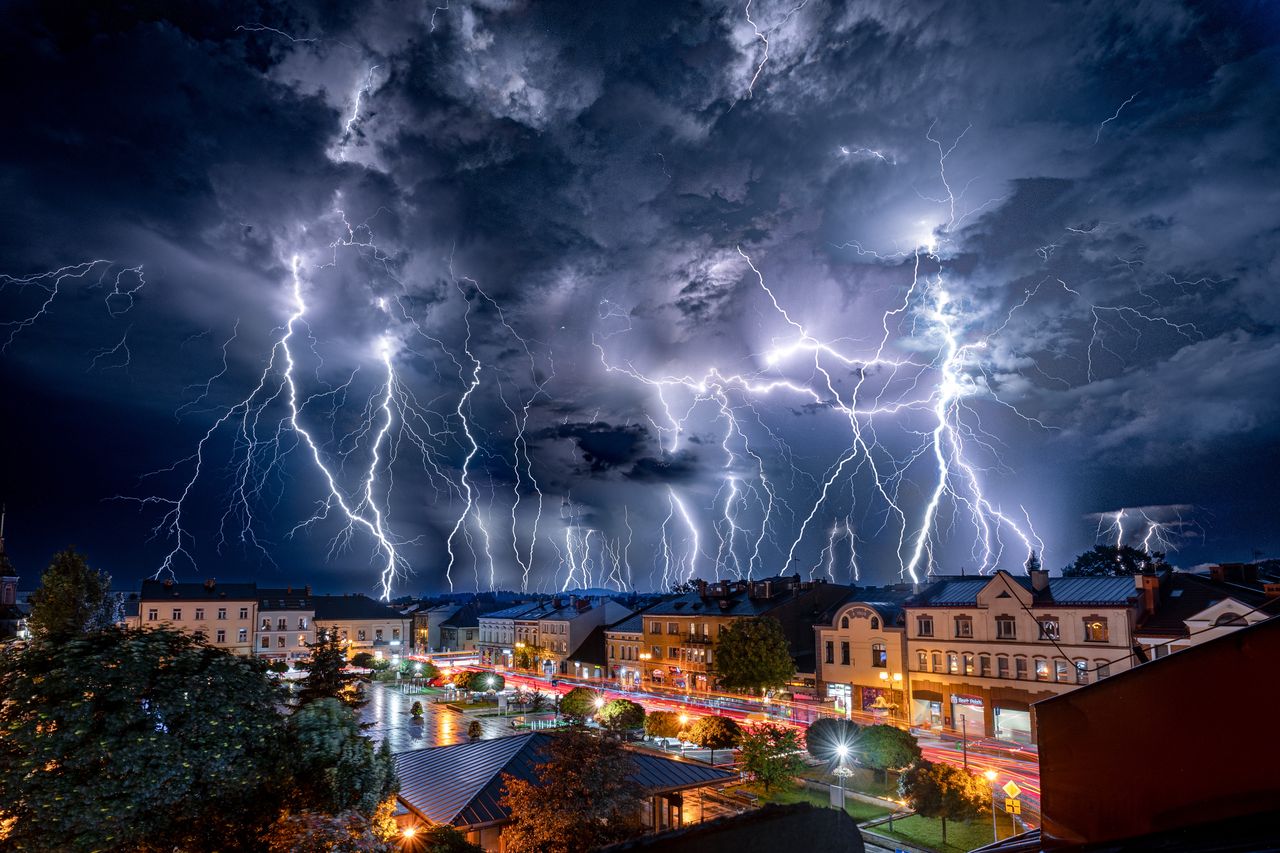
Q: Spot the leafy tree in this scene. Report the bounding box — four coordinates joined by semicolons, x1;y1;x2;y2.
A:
499;729;644;853
512;688;551;713
739;723;805;793
805;717;860;763
670;579;698;594
268;659;291;674
298;631;367;709
413;825;486;852
514;644;550;670
598;698;645;733
644;710;683;743
898;761;989;846
856;725;922;782
350;651;377;669
1062;545;1170;578
713;616;795;694
288;698;398;817
1024;550;1042;573
559;686;600;724
403;659;439;680
0;627;287;851
26;546;115;639
683;716;742;765
262;810;391;853
468;720;484;739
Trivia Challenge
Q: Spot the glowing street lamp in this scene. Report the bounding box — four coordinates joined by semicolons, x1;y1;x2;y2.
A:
833;743;852;805
984;770;998;840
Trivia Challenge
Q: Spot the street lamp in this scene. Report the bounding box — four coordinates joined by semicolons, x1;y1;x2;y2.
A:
878;671;904;723
834;743;852;807
594;695;606;710
984;770;998;841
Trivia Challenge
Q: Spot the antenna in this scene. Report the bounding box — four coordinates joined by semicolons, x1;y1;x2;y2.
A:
0;503;6;542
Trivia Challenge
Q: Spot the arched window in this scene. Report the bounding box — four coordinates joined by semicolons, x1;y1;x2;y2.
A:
870;616;880;629
1214;613;1247;627
840;615;849;629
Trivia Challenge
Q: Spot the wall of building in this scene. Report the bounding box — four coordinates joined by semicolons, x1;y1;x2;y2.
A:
140;599;257;655
814;603;909;721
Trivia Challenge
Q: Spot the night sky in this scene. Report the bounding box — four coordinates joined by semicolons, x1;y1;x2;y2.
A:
2;1;1278;597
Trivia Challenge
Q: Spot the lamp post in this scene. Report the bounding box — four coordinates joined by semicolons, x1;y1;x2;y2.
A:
678;712;689;754
834;744;851;809
639;652;652;691
878;670;904;724
984;770;998;841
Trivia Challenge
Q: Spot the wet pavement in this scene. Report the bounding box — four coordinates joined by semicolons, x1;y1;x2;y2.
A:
360;683;520;753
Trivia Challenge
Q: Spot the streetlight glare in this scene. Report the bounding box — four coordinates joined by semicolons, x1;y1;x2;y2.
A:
402;826;416;838
985;770;997;781
836;744;849;758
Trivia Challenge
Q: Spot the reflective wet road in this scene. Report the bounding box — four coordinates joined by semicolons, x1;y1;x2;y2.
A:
360;684;519;753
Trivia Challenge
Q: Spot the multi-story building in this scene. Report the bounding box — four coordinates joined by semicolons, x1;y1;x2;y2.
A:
255;587;315;663
410;602;460;653
640;576;849;694
813;586;915;720
1133;564;1280;658
506;598;634;677
0;542;28;641
438;602;495;652
138;579;258;655
312;593;409;661
606;611;646;688
903;569;1145;743
478;601;544;667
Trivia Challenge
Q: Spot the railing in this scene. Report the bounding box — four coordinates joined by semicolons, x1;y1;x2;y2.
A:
684;634;713;645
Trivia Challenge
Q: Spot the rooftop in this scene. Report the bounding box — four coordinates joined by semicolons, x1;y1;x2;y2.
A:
139;579;259;602
908;572;1139;608
1135;571;1280;637
311;593;405;621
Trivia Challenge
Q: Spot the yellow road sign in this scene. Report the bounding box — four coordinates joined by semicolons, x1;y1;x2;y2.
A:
1002;780;1022;799
1005;797;1022;815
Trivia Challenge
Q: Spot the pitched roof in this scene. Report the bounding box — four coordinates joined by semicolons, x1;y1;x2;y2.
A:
480;601;547;620
816;585;916;626
1135;572;1280;637
395;733;734;829
607;611;646;634
643;582;845;618
908;573;1138;608
312;593;405;621
139;579;259;602
257;587;314;610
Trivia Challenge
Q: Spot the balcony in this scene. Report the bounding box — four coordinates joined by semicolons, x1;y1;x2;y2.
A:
684;634;712;645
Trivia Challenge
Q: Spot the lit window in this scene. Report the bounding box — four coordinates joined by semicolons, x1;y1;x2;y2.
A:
278;636;286;648
916;650;927;671
298;634;306;646
917;615;934;637
963;653;974;675
1034;658;1049;680
947;653;958;674
1083;619;1109;642
1054;659;1070;682
1074;660;1088;684
995;616;1016;640
931;652;942;672
298;617;307;629
1038;618;1060;641
954;616;973;638
872;643;887;668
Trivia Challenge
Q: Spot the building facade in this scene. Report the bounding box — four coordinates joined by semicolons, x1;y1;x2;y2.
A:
477;601;543;667
813;587;914;721
904;570;1143;743
606;612;646;688
138;579;258;655
255;587;315;663
312;593;409;661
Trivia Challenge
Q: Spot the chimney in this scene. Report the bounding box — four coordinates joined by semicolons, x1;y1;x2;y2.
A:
163;578;174;588
695;579;709;597
204;578;216;591
1030;569;1049;593
304;585;312;596
1134;573;1160;614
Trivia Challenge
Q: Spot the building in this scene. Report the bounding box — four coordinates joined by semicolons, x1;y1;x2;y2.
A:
599;803;865;853
477;601;545;667
438;602;498;652
813;586;915;720
640;576;849;694
607;610;647;689
0;532;28;640
394;732;735;850
255;586;315;663
535;598;634;677
410;602;461;653
1133;566;1280;659
312;593;410;661
902;569;1145;743
138;579;258;654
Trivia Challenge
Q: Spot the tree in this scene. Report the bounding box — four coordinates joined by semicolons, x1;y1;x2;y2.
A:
468;720;483;739
805;717;860;763
26;546;115;639
514;644;549;670
350;652;377;669
683;716;742;766
670;579;698;594
499;729;644;853
739;723;805;793
0;627;287;851
558;686;600;724
598;698;645;734
288;698;398;817
856;725;921;782
262;810;391;853
268;659;290;674
1024;550;1042;573
404;659;439;681
411;701;424;719
644;710;683;744
713;616;795;694
1062;545;1170;578
413;825;486;853
297;631;367;709
898;761;989;846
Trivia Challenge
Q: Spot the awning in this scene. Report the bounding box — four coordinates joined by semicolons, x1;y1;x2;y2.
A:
913;689;943;702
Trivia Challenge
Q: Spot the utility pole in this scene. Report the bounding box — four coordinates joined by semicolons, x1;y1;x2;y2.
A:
962;716;969;769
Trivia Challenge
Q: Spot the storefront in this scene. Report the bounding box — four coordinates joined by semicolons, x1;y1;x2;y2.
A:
951;692;985;736
912;689;944;727
994;702;1032;743
826;682;853;717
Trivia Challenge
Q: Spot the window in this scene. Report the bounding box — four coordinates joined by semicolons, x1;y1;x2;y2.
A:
217;608;227;620
979;654;990;677
997;655;1009;678
358;630;367;641
194;608;205;620
147;608;158;621
916;615;934;637
172;608;182;621
1074;660;1089;684
667;647;679;660
392;628;401;641
840;641;850;665
870;617;880;629
995;616;1016;639
955;616;973;638
917;650;928;671
277;618;287;630
298;634;306;646
872;643;887;668
375;629;384;641
947;653;958;674
1096;660;1110;679
840;616;849;629
298;617;307;629
1083;618;1109;643
277;635;286;648
1054;659;1070;682
260;617;270;630
238;628;247;643
610;644;617;660
668;622;679;635
825;641;834;664
239;608;249;620
465;630;474;640
963;653;974;675
930;651;942;672
1015;656;1028;679
652;645;661;657
193;630;205;641
650;621;661;634
1034;658;1049;680
216;629;226;643
1038;618;1060;641
261;636;270;649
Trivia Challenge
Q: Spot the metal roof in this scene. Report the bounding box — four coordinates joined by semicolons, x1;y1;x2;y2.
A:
922;578;993;605
1042;576;1138;605
312;593;406;621
395;732;734;829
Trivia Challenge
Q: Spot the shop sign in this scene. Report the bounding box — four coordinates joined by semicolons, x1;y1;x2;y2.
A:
951;693;984;707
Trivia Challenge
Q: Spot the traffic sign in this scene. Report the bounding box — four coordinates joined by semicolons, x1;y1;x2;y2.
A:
1002;780;1022;799
1005;797;1022;815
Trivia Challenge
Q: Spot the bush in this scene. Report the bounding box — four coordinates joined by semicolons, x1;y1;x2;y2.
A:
411;701;424;718
467;720;483;740
559;687;600;724
350;652;377;669
598;699;646;733
645;710;683;741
